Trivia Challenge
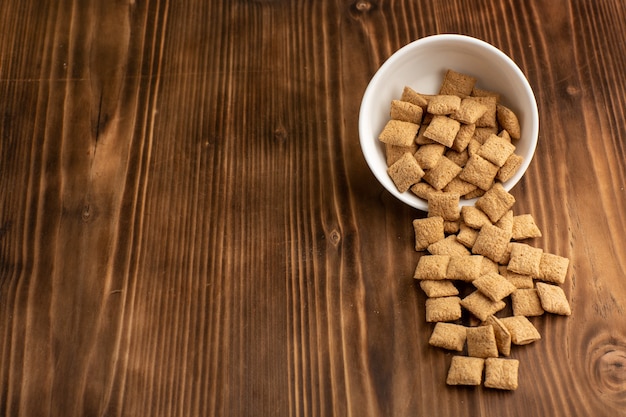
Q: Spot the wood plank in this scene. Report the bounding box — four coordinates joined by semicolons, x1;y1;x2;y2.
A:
0;0;624;416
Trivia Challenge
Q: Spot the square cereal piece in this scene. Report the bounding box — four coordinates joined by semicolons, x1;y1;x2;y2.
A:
507;243;543;276
378;120;420;147
387;152;425;193
475;183;516;223
400;86;431;109
428;192;460;221
414;143;445;170
499;266;534;289
473;272;517;302
413;216;445;251
511;289;545;316
423;156;462;190
452;98;489;124
428;235;471;257
427;94;462;115
420;280;460;298
439;69;477;96
446;356;484;386
444;177;477;196
537;253;570;284
410;182;437;200
445;148;470;167
484;358;519;390
497;153;524;182
473;96;498;128
459;154;500;191
467;325;499;358
413;254;451;280
385;142;418;166
472;224;512;264
496;104;521;140
447;255;483;282
461;206;491;229
423;115;461;147
429;322;467;351
511;214;542;240
457;223;479;248
461;290;506;321
425;296;462;322
477;134;516;167
484;315;512;356
451;123;476;152
390;99;424;124
500;316;541;345
536;282;572;315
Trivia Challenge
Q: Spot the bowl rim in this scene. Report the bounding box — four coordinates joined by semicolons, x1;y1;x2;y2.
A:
358;34;539;212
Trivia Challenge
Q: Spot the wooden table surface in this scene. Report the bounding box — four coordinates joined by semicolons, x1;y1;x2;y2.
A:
1;1;625;416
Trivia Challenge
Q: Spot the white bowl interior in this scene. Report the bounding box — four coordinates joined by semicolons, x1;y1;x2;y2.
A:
359;34;539;211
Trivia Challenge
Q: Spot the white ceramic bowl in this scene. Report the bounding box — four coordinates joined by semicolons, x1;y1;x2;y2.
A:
359;34;539;211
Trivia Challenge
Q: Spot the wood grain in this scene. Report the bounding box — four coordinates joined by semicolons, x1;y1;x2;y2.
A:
0;0;625;416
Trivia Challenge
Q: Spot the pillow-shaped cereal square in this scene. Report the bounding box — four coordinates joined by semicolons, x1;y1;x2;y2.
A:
496;103;521;140
507;243;543;276
427;94;462;115
472;224;512;264
484;358;519;390
424;115;461;148
500;316;541;345
446;356;484;386
511;289;545;316
428;192;461;221
425;296;462;322
420;280;459;298
439;69;477;96
447;255;483;282
461;290;506;322
512;214;542;240
429;322;467;351
537;252;570;284
477;134;516;167
452;98;488;124
466;325;499;358
423;156;462;191
497;153;524;182
390;99;424;124
459;154;499;191
401;86;431;109
536;282;571;315
378;120;419;147
475;183;516;223
387;152;424;193
413;216;445;251
413;254;450;280
472;272;517;302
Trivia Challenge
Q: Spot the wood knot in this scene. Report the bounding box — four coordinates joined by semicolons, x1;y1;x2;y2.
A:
566;85;581;96
354;0;373;12
329;229;341;247
81;204;92;222
274;125;288;143
588;337;626;407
